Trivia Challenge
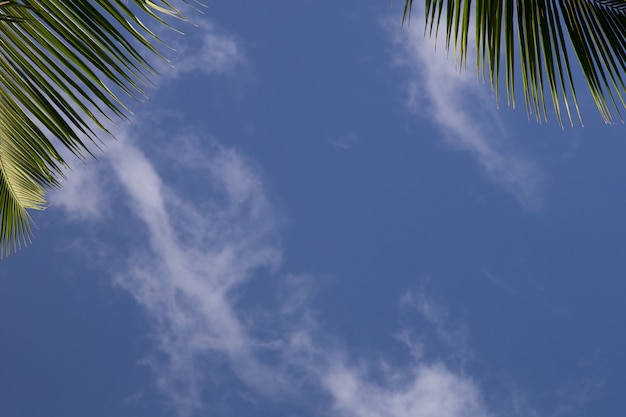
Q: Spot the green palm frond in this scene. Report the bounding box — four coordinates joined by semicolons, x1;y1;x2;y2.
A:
403;0;626;125
0;0;190;256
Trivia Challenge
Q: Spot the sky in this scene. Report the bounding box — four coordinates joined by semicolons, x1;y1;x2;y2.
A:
1;2;626;417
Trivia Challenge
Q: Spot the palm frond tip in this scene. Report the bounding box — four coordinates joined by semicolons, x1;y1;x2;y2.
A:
0;0;190;256
403;0;626;125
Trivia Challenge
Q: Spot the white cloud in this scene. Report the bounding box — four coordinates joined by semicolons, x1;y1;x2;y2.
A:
275;309;491;417
321;360;490;417
388;15;544;209
46;16;274;412
54;126;496;417
48;158;107;220
50;14;496;417
105;135;285;413
165;20;244;78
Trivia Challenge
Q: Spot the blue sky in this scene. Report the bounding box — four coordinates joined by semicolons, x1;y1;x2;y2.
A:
1;2;626;417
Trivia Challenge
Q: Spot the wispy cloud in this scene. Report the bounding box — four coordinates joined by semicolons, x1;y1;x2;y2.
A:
54;130;496;417
107;135;284;413
47;19;264;413
164;20;245;78
329;132;360;150
52;115;497;417
48;159;108;220
51;15;496;417
388;15;544;209
398;289;472;367
321;360;490;417
117;135;493;417
275;289;492;417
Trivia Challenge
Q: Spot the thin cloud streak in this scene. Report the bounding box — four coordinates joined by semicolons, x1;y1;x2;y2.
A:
107;135;285;414
389;17;544;209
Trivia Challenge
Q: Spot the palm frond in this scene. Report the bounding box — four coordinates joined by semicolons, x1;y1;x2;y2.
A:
403;0;626;125
0;0;190;256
